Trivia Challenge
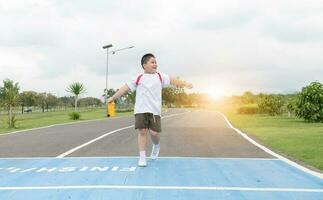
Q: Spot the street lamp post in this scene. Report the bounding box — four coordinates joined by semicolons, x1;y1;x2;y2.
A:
102;44;134;117
103;44;113;117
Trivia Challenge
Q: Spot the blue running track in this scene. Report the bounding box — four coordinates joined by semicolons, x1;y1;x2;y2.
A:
0;157;322;199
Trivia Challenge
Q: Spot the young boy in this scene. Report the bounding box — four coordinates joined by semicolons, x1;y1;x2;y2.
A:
107;53;193;167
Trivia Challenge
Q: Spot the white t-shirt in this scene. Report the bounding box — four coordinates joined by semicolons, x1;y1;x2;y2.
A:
126;72;171;116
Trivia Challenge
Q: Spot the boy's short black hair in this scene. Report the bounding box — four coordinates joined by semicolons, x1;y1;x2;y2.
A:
141;53;155;68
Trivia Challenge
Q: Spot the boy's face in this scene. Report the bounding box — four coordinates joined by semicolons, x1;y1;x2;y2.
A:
143;57;157;73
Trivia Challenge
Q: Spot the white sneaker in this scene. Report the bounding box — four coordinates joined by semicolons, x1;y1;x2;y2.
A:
138;157;147;167
150;144;160;160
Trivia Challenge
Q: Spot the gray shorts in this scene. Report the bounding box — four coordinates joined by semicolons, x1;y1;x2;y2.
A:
135;113;161;133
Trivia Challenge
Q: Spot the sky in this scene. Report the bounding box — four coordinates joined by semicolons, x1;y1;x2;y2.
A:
0;0;322;101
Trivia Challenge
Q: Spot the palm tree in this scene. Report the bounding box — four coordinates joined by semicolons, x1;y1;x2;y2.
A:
66;82;86;111
0;79;20;128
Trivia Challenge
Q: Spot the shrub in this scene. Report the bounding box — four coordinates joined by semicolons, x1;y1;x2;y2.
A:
237;106;259;114
296;81;323;122
69;112;81;120
258;94;284;116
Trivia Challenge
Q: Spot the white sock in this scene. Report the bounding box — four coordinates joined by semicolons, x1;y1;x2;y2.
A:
139;151;146;158
153;143;160;148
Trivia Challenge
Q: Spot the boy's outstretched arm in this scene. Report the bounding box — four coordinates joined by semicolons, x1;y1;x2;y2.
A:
170;76;193;89
106;84;130;103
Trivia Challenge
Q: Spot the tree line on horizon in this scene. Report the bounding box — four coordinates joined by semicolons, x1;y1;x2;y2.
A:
0;78;210;127
0;79;101;127
1;78;322;128
224;81;323;123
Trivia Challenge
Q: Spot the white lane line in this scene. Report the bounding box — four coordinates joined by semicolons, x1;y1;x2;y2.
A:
0;156;279;160
56;111;190;158
0;185;321;192
217;111;323;179
56;125;133;158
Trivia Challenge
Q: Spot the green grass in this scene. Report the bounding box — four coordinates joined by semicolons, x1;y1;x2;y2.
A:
216;105;323;171
0;107;133;135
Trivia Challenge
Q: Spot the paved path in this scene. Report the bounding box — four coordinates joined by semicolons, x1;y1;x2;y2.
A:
0;109;321;199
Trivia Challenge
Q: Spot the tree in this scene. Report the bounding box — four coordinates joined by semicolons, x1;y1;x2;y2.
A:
79;97;102;107
0;79;20;128
46;93;60;110
241;91;256;104
125;91;136;105
296;81;323;122
19;91;38;113
35;92;59;112
162;87;185;107
175;91;188;106
103;88;116;100
187;93;199;106
66;82;86;111
36;92;47;112
59;96;75;107
162;87;176;107
258;94;284;116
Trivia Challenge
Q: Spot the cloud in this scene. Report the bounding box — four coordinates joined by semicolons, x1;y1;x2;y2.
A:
0;0;322;98
259;14;323;43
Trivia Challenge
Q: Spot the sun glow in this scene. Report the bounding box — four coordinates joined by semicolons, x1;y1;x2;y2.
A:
205;86;230;101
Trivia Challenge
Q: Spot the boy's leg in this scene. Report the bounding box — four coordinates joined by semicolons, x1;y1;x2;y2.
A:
148;115;161;144
149;129;160;145
149;129;160;159
138;128;148;151
138;128;148;167
148;115;161;160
